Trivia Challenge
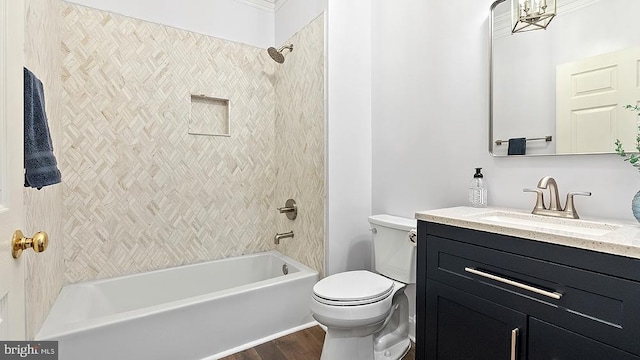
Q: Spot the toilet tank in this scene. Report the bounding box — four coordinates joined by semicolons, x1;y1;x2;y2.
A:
368;214;417;284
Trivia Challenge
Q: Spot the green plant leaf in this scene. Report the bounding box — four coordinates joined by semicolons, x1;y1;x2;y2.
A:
614;106;640;170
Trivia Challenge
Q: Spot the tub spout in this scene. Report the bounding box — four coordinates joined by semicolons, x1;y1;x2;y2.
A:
274;231;294;245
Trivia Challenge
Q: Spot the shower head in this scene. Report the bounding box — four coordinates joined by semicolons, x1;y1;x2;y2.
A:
267;44;294;64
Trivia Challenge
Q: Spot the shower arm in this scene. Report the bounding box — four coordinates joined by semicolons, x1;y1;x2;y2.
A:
279;45;294;53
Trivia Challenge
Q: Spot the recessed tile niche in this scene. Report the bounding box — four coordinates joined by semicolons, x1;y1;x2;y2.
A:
189;95;230;136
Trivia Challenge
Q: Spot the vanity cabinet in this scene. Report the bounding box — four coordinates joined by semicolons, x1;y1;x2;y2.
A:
527;318;640;360
426;280;527;359
416;220;640;360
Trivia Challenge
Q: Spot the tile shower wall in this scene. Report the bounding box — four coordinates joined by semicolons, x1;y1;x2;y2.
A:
274;15;325;276
24;0;65;339
61;3;277;282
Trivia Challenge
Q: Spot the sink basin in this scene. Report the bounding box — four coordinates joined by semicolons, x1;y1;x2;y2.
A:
472;211;621;237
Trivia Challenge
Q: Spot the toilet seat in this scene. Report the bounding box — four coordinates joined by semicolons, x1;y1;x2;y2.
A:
313;271;394;306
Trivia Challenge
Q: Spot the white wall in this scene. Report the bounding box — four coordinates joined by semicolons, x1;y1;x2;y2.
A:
274;0;326;45
325;0;373;275
372;0;640;223
67;0;332;49
372;0;432;219
65;0;274;48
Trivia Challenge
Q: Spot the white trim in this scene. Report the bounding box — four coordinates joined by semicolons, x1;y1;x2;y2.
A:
204;321;320;359
231;0;275;12
559;0;601;16
1;0;26;340
274;0;290;11
233;0;290;12
0;0;7;207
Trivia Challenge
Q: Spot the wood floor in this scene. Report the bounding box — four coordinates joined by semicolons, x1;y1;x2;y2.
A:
220;326;416;360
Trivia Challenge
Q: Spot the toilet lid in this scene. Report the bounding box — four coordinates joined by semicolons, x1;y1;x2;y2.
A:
313;271;394;305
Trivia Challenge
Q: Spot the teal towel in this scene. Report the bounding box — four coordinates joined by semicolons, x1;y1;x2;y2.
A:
24;67;61;189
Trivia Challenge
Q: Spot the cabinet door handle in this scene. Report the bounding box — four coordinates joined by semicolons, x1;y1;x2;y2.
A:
511;328;519;360
464;267;562;300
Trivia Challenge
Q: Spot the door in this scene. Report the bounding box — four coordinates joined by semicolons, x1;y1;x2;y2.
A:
426;280;527;360
529;318;640;360
556;47;640;154
0;0;25;340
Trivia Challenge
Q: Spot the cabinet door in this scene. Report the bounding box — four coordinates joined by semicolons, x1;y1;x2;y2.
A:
427;280;527;360
529;318;640;360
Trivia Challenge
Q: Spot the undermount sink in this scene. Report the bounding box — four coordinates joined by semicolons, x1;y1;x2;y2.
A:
472;211;621;237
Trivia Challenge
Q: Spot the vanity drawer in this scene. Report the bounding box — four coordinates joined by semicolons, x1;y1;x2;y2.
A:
426;234;640;355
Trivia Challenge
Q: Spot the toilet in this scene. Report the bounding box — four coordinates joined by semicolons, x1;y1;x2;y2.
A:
310;214;416;360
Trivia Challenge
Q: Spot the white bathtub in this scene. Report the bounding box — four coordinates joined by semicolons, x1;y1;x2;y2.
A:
36;251;320;360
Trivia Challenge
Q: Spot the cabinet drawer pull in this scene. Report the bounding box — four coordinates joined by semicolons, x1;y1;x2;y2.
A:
511;328;518;360
464;267;563;300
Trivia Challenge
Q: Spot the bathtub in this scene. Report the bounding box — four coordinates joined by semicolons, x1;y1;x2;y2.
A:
36;251;320;360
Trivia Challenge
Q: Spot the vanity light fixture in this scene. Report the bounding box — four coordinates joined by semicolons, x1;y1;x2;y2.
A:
512;0;556;33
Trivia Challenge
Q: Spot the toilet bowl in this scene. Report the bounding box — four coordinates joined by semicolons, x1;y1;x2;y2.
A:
311;215;416;360
311;271;411;360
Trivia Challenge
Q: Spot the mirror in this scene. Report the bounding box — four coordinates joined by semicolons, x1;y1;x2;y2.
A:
490;0;640;156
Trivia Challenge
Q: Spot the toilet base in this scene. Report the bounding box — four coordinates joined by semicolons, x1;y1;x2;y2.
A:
374;337;410;360
320;331;375;360
318;287;411;360
374;287;410;359
319;332;411;360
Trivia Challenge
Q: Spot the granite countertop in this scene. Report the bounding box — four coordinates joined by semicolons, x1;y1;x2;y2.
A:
415;206;640;260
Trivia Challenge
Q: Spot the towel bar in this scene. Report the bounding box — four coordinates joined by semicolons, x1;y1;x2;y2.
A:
495;135;552;146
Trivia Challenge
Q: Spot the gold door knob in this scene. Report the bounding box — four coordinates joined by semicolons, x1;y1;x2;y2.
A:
12;230;48;259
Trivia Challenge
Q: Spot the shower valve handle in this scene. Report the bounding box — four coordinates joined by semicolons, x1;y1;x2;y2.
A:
278;199;297;220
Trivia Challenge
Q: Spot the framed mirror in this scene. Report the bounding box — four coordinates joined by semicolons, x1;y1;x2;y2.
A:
490;0;640;156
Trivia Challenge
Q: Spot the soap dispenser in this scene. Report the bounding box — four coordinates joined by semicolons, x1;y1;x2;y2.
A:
469;167;487;208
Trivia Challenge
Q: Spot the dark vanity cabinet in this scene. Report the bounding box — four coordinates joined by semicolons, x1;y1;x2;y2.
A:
416;220;640;360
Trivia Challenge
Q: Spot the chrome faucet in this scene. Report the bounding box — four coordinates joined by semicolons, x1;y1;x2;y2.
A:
523;176;591;219
537;176;562;211
274;231;294;245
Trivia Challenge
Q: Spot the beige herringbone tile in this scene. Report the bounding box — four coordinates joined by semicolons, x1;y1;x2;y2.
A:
274;15;326;277
61;3;278;283
61;3;326;283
